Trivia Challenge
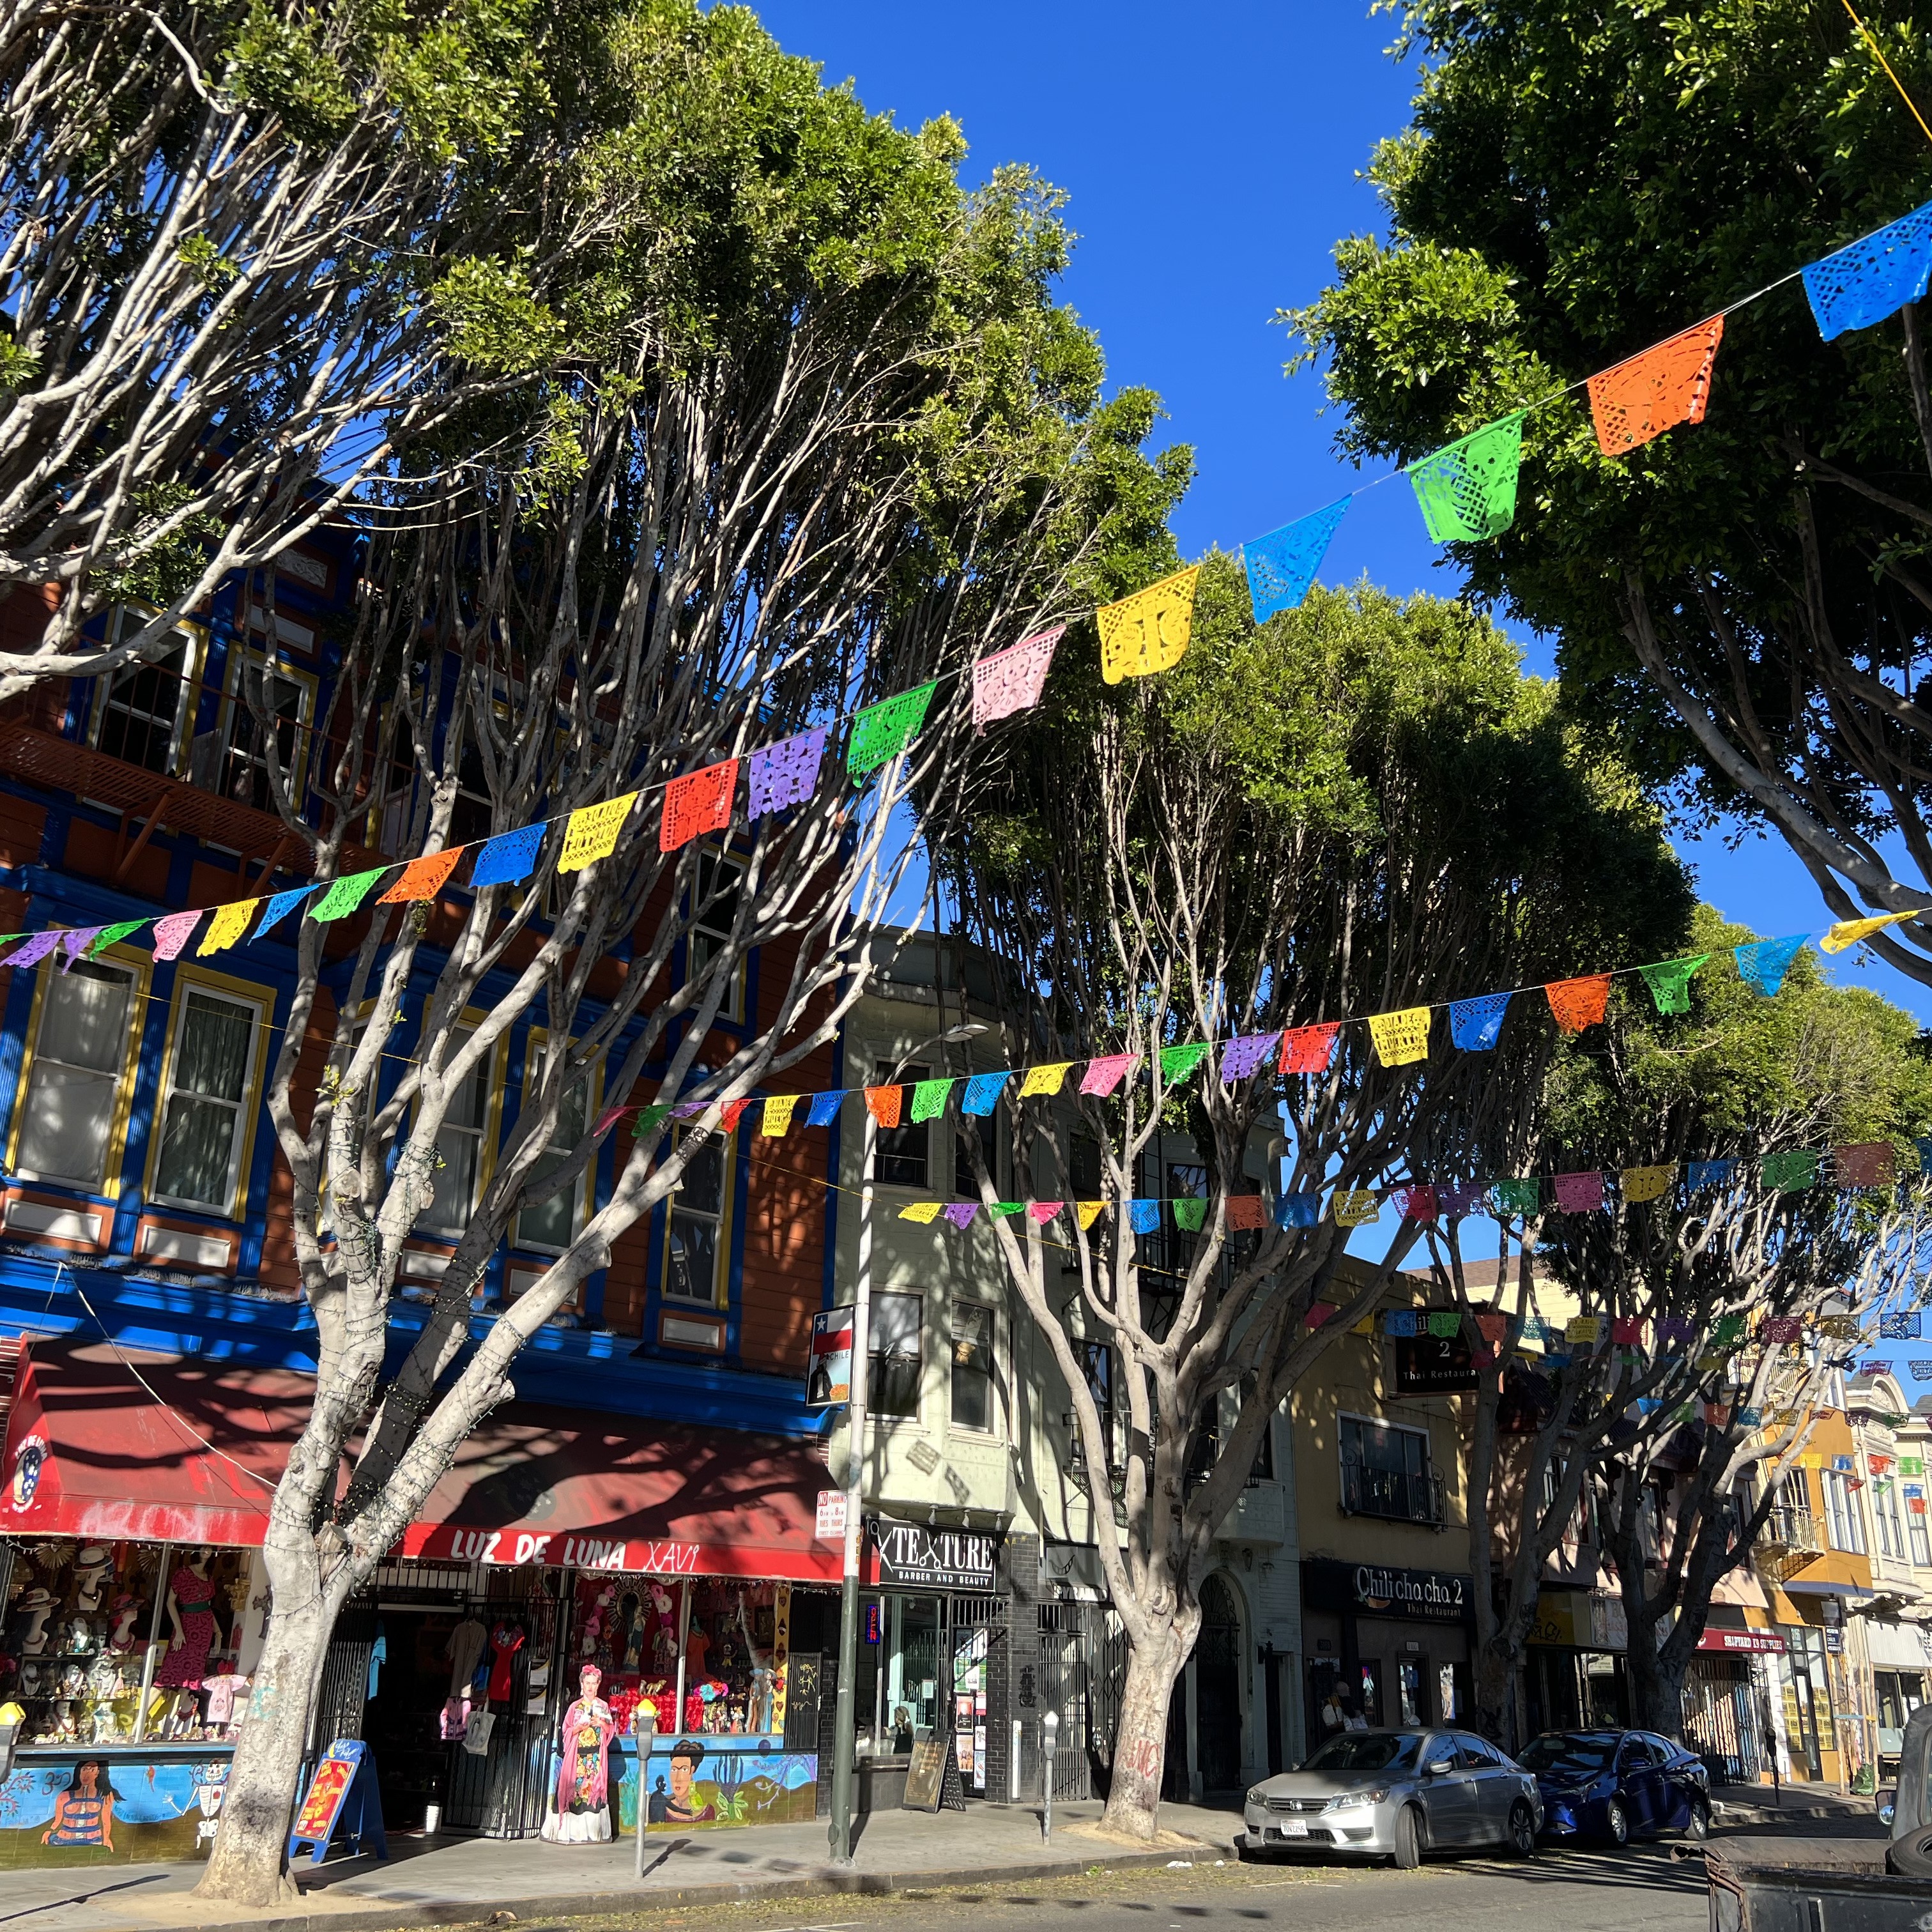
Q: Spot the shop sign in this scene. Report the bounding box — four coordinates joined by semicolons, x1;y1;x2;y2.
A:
1349;1563;1468;1620
1393;1335;1480;1393
409;1524;705;1572
870;1517;1000;1590
1696;1627;1786;1655
1826;1628;1845;1655
807;1307;854;1407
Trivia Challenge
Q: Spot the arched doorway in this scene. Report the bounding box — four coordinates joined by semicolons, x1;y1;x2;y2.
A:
1194;1573;1245;1793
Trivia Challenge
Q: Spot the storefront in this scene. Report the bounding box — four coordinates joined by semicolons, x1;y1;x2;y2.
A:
1298;1559;1475;1740
1865;1618;1928;1778
1525;1588;1629;1736
843;1515;1014;1810
0;1337;845;1861
1683;1624;1783;1784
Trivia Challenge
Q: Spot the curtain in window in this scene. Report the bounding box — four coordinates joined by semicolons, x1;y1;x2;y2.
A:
18;964;133;1186
155;992;250;1206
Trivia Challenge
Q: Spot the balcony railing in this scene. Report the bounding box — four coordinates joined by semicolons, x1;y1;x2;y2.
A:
1340;1460;1445;1526
1756;1503;1821;1582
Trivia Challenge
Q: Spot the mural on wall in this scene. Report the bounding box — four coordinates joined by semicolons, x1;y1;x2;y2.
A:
628;1742;816;1833
0;1756;228;1865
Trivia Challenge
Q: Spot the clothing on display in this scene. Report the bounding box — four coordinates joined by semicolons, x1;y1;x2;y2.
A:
367;1623;386;1700
151;1562;216;1690
445;1616;487;1698
487;1623;525;1702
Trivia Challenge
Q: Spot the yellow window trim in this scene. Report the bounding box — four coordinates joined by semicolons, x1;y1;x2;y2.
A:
142;960;272;1222
512;1025;602;1257
217;643;319;804
661;1117;733;1312
5;942;155;1200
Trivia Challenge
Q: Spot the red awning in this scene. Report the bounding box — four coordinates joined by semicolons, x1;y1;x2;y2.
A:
0;1338;295;1547
0;1338;839;1582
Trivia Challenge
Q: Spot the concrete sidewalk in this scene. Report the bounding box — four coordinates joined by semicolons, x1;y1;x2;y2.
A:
0;1799;1246;1932
1710;1784;1885;1831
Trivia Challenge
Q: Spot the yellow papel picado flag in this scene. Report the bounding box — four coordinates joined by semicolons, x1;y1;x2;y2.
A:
1096;567;1200;684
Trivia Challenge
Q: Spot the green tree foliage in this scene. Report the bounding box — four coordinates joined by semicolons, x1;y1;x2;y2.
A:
1284;0;1932;979
946;567;1690;1833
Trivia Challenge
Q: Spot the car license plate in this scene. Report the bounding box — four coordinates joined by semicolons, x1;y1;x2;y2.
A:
1277;1820;1309;1837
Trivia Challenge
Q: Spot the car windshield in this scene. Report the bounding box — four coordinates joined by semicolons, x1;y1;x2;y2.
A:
1303;1733;1422;1774
1520;1732;1618;1777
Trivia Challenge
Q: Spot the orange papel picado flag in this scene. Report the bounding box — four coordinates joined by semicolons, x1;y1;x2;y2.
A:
1096;566;1200;684
1587;316;1724;457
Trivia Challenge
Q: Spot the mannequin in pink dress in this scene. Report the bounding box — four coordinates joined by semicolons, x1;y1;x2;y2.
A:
152;1553;216;1690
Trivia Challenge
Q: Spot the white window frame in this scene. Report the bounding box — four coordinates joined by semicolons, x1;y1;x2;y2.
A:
1877;1478;1907;1562
148;976;266;1218
511;1032;596;1255
661;1124;730;1309
90;612;202;779
1823;1469;1867;1554
689;852;746;1022
949;1299;999;1436
869;1289;923;1420
203;645;314;813
414;1022;500;1241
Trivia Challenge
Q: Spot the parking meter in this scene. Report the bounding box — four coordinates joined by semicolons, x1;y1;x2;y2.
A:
632;1698;658;1878
1041;1708;1059;1842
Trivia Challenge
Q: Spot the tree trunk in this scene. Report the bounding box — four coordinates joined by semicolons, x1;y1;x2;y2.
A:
1629;1634;1690;1740
1101;1630;1187;1840
194;1537;340;1906
1472;1637;1519;1754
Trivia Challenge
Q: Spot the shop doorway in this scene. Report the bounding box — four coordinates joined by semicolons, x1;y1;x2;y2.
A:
362;1608;461;1831
1193;1575;1243;1793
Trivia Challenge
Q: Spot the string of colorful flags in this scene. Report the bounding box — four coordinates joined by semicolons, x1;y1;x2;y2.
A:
583;915;1923;1156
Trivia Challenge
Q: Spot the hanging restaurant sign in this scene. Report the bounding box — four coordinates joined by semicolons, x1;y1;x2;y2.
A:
868;1517;1000;1591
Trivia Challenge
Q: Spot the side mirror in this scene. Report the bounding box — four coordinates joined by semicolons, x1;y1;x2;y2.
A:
1427;1758;1453;1777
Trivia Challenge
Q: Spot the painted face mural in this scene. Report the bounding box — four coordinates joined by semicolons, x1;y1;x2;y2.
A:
9;1437;45;1512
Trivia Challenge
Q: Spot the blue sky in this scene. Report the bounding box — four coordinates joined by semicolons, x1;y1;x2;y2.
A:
762;0;1932;1029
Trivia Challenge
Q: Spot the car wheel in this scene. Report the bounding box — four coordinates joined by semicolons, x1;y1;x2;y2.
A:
1604;1798;1630;1848
1506;1800;1538;1859
1392;1804;1423;1870
1684;1796;1710;1842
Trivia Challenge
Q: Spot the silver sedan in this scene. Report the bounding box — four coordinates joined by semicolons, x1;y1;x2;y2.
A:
1239;1728;1543;1867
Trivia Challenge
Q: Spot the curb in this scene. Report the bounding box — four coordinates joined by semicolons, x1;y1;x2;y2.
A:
184;1837;1239;1932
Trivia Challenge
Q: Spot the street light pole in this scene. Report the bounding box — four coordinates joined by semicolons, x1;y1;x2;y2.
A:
828;1019;984;1867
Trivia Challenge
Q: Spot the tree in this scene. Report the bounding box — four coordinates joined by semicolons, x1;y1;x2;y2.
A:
1282;0;1932;979
0;0;613;699
196;5;1181;1903
941;565;1691;1836
1411;905;1932;1744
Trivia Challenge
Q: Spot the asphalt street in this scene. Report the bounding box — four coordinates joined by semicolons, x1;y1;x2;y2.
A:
505;1839;1708;1932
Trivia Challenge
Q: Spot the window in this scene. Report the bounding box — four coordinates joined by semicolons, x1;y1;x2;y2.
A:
871;1061;927;1188
1070;1340;1117;1471
663;1128;727;1307
951;1302;995;1432
1912;1512;1931;1569
416;1029;494;1238
689;854;745;1022
94;623;194;775
1823;1470;1867;1554
1877;1478;1907;1562
1339;1414;1439;1524
869;1291;921;1417
512;1044;590;1253
1240;1373;1275;1480
152;985;262;1213
1069;1134;1101;1199
204;650;310;811
12;960;139;1190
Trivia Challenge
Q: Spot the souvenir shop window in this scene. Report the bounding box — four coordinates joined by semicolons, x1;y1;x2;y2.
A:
1;1542;250;1745
12;956;143;1192
663;1127;727;1307
950;1302;996;1433
570;1577;790;1738
870;1292;923;1418
150;979;266;1216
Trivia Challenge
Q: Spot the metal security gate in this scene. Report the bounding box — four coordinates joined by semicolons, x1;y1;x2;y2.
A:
1023;1602;1126;1801
1683;1656;1763;1785
1193;1575;1244;1793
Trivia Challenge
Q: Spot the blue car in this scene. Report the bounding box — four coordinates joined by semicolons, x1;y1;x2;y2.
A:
1519;1728;1712;1848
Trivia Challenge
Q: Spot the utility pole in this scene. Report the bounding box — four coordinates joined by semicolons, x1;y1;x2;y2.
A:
828;1018;983;1867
